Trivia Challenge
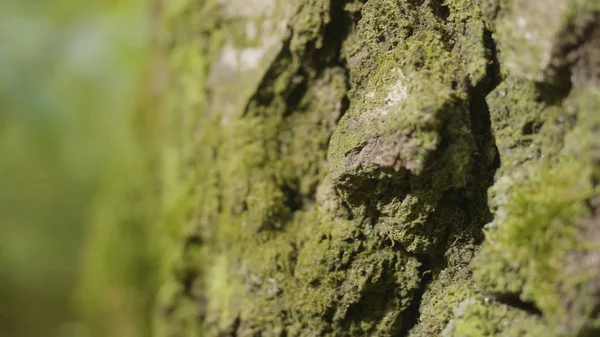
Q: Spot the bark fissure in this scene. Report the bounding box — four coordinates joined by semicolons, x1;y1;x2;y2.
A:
400;253;433;336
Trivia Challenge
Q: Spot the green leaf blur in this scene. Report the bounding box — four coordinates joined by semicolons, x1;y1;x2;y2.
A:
0;1;160;336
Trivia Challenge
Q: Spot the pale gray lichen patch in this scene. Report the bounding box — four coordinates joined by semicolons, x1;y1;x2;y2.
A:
495;0;600;87
217;0;277;18
345;134;420;173
207;0;296;121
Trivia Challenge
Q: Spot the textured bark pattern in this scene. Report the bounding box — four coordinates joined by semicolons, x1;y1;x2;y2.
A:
158;0;600;336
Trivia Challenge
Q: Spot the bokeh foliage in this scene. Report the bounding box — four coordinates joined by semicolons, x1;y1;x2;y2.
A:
0;1;161;336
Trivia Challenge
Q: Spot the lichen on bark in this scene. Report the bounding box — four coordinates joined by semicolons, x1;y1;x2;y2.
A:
157;0;600;336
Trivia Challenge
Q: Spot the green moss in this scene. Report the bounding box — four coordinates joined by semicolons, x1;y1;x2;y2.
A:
409;276;476;337
564;90;600;163
158;0;411;335
331;248;421;334
327;0;492;253
473;60;600;337
159;0;600;335
227;201;423;336
443;297;553;337
157;0;229;335
473;158;597;322
485;76;573;213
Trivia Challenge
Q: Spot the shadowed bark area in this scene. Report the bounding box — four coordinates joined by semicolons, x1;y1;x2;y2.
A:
158;0;600;336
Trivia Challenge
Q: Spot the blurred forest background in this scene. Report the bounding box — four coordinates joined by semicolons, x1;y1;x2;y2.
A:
0;1;167;336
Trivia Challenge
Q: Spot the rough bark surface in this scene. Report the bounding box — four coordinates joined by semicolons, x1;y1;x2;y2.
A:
158;0;600;336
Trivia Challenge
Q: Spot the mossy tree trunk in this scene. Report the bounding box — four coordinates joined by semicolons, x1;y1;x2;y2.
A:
157;0;600;336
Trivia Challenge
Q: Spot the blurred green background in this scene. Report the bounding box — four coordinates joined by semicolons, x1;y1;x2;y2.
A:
0;1;163;336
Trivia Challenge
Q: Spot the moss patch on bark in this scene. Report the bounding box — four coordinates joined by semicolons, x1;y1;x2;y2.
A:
158;0;600;336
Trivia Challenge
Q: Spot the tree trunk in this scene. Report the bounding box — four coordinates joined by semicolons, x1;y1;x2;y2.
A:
157;0;600;336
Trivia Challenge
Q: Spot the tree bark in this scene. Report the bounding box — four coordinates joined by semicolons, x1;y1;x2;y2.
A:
157;0;600;336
